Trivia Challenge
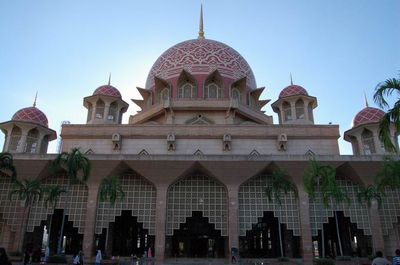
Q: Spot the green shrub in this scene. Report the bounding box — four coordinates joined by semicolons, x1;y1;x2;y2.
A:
313;257;335;265
48;255;67;263
336;256;352;261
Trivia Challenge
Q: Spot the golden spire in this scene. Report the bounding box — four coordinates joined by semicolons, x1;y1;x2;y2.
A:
290;73;293;85
108;73;112;85
33;91;38;107
364;91;369;107
198;4;205;39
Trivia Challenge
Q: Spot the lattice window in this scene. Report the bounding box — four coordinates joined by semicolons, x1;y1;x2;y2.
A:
28;176;88;233
0;175;23;232
95;174;156;235
239;175;300;236
309;180;371;236
166;175;228;236
379;187;400;236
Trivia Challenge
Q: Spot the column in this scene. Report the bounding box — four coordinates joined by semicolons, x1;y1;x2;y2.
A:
296;184;314;264
104;103;110;123
303;99;310;121
4;130;12;152
227;185;239;262
154;185;168;264
91;101;96;122
290;101;296;121
82;182;100;260
369;199;385;253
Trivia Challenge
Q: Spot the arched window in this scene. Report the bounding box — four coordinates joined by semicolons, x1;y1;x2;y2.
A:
108;102;117;121
231;87;241;103
87;102;93;122
308;102;314;123
95;99;105;119
205;83;222;99
283;101;292;121
158;88;170;102
9;126;21;152
178;83;195;98
362;129;375;154
295;99;305;119
25;128;39;153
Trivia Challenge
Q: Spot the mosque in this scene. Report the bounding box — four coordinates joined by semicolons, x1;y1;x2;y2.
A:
0;7;399;264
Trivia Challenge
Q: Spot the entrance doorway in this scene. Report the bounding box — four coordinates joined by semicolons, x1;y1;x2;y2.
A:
97;210;154;257
170;211;225;258
239;211;300;258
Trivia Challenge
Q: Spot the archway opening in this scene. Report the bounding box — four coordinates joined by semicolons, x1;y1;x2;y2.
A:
239;211;300;258
170;211;225;258
101;210;154;257
24;209;83;256
312;211;372;258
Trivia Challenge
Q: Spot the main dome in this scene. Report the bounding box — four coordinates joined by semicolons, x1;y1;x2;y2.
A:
145;38;256;90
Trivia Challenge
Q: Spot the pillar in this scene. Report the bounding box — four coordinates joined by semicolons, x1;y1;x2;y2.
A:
154;185;168;264
227;185;239;262
17;132;28;153
296;184;314;264
369;199;385;253
82;182;100;260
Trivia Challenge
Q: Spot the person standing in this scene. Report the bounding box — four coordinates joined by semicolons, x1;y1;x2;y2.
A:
371;251;390;265
95;250;102;265
0;247;12;265
393;249;400;265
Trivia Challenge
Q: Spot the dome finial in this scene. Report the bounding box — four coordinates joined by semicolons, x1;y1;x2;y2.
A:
364;91;369;107
108;72;112;85
290;73;293;85
33;91;38;107
198;4;205;39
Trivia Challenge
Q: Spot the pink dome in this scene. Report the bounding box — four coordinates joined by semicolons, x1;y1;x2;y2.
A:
93;85;121;98
279;85;308;98
145;38;256;90
12;106;48;127
353;107;385;127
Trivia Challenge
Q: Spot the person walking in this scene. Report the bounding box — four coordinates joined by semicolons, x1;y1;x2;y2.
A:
371;251;390;265
95;250;102;265
393;249;400;265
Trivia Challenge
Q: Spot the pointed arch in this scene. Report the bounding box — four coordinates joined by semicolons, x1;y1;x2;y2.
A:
204;70;223;99
9;126;22;152
177;70;197;99
95;99;105;119
295;99;305;119
283;101;292;121
25;128;39;153
361;129;375;154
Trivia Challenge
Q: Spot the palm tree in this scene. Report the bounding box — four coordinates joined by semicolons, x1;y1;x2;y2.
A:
357;185;383;208
265;169;296;258
98;175;125;253
43;185;66;253
0;152;17;180
99;175;125;205
303;159;349;257
50;148;91;254
373;75;400;152
375;157;400;192
8;179;43;253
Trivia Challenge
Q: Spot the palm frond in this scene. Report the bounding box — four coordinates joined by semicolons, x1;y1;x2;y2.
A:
99;175;125;205
373;78;400;109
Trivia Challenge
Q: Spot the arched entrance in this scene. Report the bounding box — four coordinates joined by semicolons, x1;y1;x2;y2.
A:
238;174;301;258
239;211;300;258
172;211;224;258
94;174;156;257
165;174;228;258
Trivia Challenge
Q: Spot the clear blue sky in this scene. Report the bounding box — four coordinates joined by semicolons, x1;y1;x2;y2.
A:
0;0;399;154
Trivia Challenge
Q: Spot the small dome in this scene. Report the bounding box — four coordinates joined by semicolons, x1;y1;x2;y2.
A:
279;85;308;98
93;85;121;98
352;107;385;127
12;106;48;127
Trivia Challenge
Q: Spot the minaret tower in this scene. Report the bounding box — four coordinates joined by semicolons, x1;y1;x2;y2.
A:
0;93;57;153
83;75;129;124
271;75;317;124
